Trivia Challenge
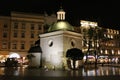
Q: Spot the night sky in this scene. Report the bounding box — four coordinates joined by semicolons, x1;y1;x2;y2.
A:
0;0;120;30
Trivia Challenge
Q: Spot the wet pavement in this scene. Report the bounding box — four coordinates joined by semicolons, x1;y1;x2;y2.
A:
0;65;120;80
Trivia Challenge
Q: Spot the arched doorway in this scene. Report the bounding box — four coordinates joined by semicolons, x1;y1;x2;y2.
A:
66;48;84;69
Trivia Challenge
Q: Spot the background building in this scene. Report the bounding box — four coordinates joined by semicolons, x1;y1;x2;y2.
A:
74;20;120;64
44;12;57;32
0;12;45;63
99;28;120;63
0;16;11;62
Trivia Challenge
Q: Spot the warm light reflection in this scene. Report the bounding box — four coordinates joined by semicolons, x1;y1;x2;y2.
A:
0;66;120;76
82;66;120;76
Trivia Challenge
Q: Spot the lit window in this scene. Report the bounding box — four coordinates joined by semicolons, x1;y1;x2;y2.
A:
117;31;119;34
92;42;94;47
114;30;116;34
118;50;120;55
111;29;113;33
100;50;103;54
107;29;110;33
110;35;113;39
104;34;106;37
112;50;114;54
105;50;108;54
97;43;99;47
107;35;110;38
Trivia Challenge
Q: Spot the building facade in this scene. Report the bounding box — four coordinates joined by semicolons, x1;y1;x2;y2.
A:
0;12;45;63
75;20;120;64
99;28;120;63
0;16;11;62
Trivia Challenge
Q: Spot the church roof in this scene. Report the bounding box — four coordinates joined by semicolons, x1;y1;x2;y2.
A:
28;46;42;53
48;20;74;32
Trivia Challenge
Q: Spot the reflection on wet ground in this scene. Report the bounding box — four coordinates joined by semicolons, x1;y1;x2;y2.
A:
0;66;120;77
82;66;120;76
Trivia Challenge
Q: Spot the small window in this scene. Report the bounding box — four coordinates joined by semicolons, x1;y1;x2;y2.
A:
71;39;76;47
21;42;25;49
12;43;17;49
38;24;42;30
31;33;34;38
21;44;25;49
31;24;34;30
3;32;7;38
3;24;8;28
13;31;18;38
14;22;18;29
48;40;53;47
21;31;25;38
22;23;26;29
2;42;7;49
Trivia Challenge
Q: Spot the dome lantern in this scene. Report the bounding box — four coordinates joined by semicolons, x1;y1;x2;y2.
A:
57;6;66;21
48;7;74;32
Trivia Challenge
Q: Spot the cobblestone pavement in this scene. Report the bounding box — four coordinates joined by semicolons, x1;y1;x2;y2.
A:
0;75;120;80
0;65;120;80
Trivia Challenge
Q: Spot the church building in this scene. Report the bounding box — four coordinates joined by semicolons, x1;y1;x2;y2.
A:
39;7;83;69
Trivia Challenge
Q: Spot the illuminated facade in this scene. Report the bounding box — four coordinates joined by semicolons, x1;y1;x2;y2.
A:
0;16;11;62
77;20;120;63
0;12;44;63
100;28;120;63
40;8;82;69
80;20;98;53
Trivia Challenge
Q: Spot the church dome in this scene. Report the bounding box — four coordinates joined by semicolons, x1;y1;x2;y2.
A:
48;21;74;32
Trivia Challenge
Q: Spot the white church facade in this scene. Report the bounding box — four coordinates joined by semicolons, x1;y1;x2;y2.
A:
39;8;83;69
28;7;83;69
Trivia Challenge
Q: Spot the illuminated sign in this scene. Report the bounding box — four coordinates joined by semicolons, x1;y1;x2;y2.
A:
80;20;98;27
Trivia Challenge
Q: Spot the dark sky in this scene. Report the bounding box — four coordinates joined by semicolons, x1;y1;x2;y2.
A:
0;0;120;30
